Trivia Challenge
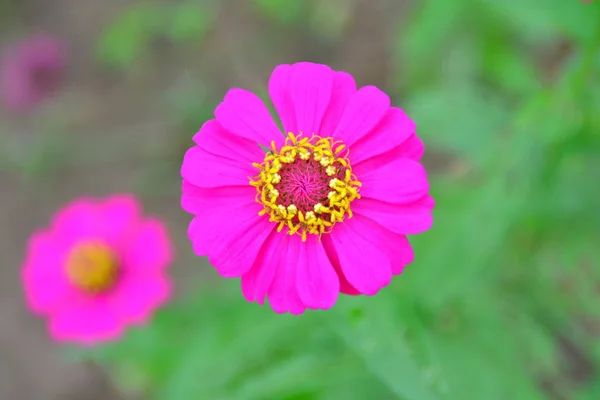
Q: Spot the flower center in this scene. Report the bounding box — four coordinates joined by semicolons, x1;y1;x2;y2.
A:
66;241;119;294
250;132;361;241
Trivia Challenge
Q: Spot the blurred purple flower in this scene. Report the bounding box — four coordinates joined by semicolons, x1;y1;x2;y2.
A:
0;35;67;112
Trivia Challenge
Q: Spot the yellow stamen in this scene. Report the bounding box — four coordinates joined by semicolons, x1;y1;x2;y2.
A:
287;204;298;215
249;132;361;241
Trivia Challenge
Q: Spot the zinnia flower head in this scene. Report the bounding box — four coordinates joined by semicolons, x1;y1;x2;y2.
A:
21;194;173;345
181;62;434;314
1;34;66;112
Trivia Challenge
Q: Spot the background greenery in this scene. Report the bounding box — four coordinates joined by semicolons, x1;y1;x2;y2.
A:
3;0;599;399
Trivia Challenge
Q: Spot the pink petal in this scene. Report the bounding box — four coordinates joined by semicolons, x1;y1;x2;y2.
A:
124;218;173;273
295;235;339;309
193;119;264;164
181;146;256;188
51;198;101;247
321;237;360;295
397;133;425;161
392;262;406;276
181;180;204;215
110;274;171;324
182;182;256;215
320;71;357;137
187;215;202;241
288;62;334;135
241;229;282;305
187;189;259;255
214;88;284;148
267;234;306;315
333;85;390;146
98;194;140;248
392;236;414;275
208;211;274;278
350;107;416;165
49;299;123;345
337;215;415;277
338;274;360;295
352;195;434;235
268;64;296;134
324;215;392;295
354;217;414;276
353;133;425;174
21;230;74;314
355;158;429;205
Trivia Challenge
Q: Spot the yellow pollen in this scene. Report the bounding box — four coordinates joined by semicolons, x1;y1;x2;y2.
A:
287;204;298;215
314;203;326;213
66;242;119;294
249;132;362;241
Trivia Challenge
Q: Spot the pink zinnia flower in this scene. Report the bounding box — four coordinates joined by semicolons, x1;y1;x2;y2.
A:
181;62;434;314
1;34;66;112
21;194;173;345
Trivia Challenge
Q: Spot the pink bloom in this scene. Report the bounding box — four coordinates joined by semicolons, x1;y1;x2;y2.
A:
21;194;173;345
1;34;66;112
181;62;434;314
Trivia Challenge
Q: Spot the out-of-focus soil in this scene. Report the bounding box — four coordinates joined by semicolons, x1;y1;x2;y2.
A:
0;0;410;399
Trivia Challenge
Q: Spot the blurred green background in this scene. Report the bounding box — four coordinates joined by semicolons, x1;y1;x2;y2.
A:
1;0;599;399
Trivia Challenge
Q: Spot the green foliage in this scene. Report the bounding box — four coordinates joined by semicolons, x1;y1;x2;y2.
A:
1;125;70;183
252;0;351;40
96;3;165;69
96;1;215;69
165;2;215;43
253;0;309;25
309;0;353;41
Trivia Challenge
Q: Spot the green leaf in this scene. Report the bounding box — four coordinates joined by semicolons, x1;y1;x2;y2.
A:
253;0;307;25
481;43;541;96
309;0;352;40
407;177;525;307
479;0;598;45
166;2;215;42
96;3;165;68
21;132;70;182
405;83;507;167
234;355;323;400
331;298;439;400
401;0;465;72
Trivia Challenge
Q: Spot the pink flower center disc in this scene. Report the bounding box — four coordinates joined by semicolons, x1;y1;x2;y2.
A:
250;133;362;241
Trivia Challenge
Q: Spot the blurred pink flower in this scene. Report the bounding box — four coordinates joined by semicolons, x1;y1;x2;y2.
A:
1;34;66;112
21;194;173;345
181;62;434;314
